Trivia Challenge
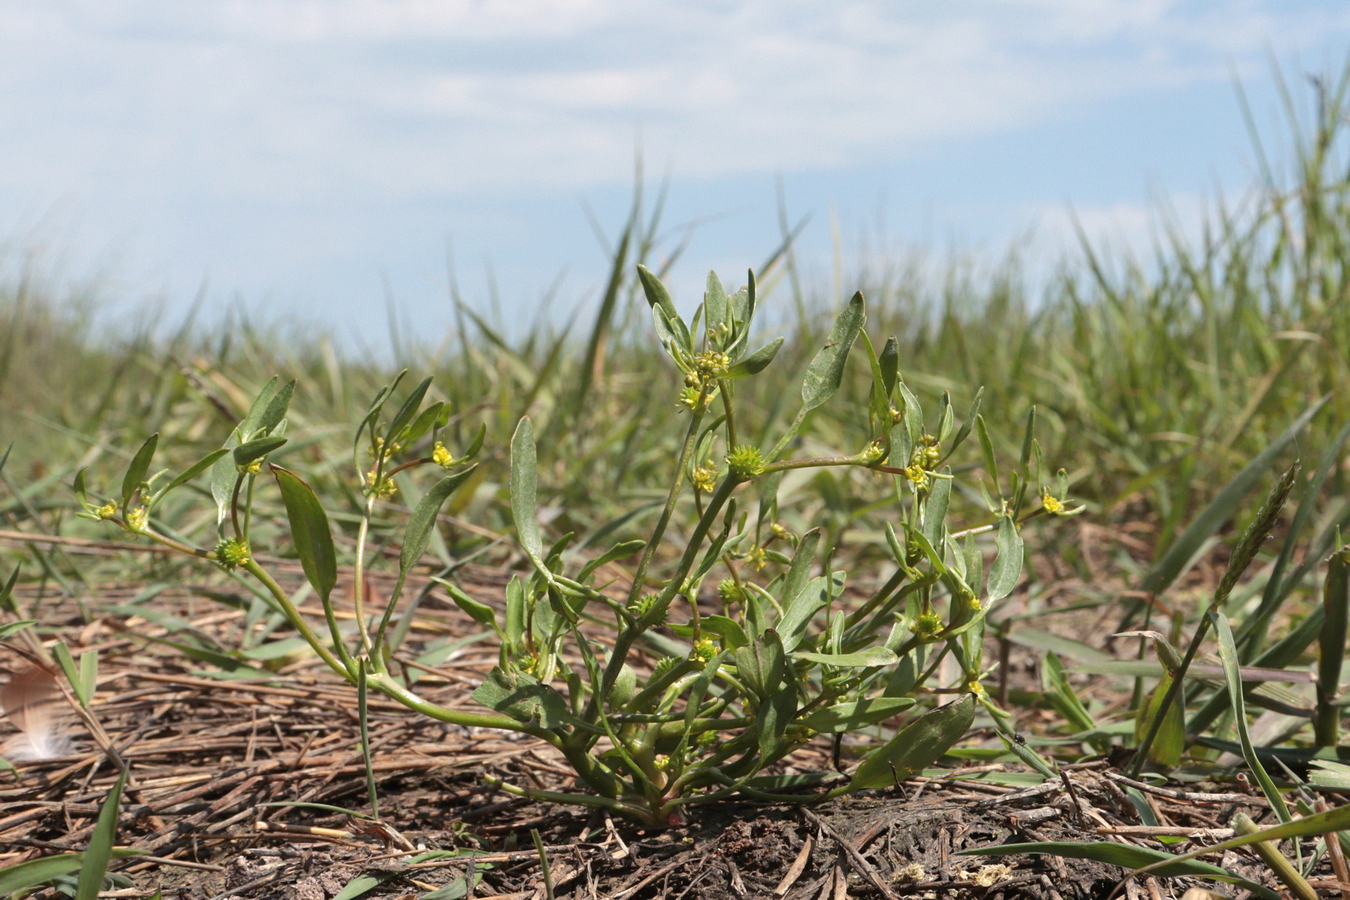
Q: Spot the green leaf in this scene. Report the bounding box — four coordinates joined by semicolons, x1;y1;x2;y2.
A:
801;292;865;411
776;528;822;651
79;651;98;710
878;335;899;399
400;401;446;449
120;433;159;507
0;565;21;611
799;696;915;733
1134;670;1185;767
704;270;729;337
271;465;338;601
725;337;784;378
471;667;572;728
701;615;749;649
233;436;287;469
922;468;951;549
637;264;691;353
510;418;545;569
849;694;974;790
400;467;478;578
793;647;898;668
975;415;999;498
734;630;786;699
72;467;88;507
384;376;433;445
0;619;35;639
757;686;798;762
77;767;129;900
255;379;296;437
52;643;86;706
965;842;1278;897
576;539;646;585
333;874;384;900
0;850;143;895
1318;548;1350;745
1211;609;1292;821
985;516;1023;602
148;448;230;510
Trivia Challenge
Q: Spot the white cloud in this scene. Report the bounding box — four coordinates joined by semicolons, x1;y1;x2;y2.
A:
4;0;1346;208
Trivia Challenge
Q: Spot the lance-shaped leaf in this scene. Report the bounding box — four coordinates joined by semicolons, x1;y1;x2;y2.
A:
849;693;973;790
734;630;786;700
435;579;502;635
793;646;899;668
149;448;230;510
801;291;865;411
799;696;915;733
121;433;159;507
400;466;479;577
704;270;729;338
756;685;798;763
384;375;433;444
725;337;785;378
256;379;296;437
985;516;1023;602
511;417;545;571
637;264;691;353
775;528;822;650
233;436;287;469
272;465;337;601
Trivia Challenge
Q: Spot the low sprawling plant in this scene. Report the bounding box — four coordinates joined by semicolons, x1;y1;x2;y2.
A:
72;265;1076;825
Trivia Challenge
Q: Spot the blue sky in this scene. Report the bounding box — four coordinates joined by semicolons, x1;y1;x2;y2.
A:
3;1;1349;349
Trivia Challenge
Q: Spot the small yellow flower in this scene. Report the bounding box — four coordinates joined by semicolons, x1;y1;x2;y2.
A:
692;350;731;378
1041;490;1065;515
860;440;885;463
692;460;718;493
95;502;117;520
691;637;717;664
903;465;930;489
125;507;148;533
747;545;768;571
245;459;263;475
364;471;398;499
432;441;455;468
911;611;942;636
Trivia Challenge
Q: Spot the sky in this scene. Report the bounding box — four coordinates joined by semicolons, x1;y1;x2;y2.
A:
2;1;1349;350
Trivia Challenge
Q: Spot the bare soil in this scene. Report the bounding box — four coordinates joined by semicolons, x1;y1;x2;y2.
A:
0;536;1324;900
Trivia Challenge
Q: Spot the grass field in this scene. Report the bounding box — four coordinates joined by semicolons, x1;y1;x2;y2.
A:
1;65;1350;900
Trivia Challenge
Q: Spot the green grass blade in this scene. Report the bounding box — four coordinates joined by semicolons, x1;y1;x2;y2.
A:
965;842;1278;897
1135;396;1327;603
1210;609;1292;821
76;767;128;900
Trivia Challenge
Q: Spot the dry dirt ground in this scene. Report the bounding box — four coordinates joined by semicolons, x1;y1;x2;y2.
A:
0;536;1331;900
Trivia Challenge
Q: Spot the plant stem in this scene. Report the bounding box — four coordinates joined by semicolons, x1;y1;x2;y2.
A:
626;407;706;606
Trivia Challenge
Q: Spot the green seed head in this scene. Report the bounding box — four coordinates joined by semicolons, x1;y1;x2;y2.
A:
717;577;745;606
214;538;252;571
725;445;764;481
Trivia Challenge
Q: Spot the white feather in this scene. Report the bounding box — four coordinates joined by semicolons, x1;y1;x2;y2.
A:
1;664;75;761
